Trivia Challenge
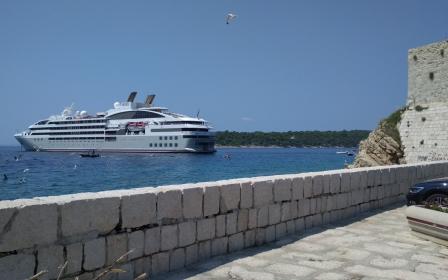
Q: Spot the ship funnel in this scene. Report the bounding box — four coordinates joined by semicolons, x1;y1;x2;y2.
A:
144;94;156;107
127;91;138;102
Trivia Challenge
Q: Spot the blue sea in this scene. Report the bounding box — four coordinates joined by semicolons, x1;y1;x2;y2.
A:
0;146;355;201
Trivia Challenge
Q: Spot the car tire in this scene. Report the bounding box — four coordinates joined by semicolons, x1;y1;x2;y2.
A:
425;193;448;207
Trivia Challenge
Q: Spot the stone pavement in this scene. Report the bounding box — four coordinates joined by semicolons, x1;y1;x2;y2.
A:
155;206;448;280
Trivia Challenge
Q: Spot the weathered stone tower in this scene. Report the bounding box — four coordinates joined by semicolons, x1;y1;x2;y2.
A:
399;40;448;163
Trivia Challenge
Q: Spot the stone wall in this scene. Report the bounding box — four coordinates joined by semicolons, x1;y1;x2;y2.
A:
1;161;448;280
407;40;448;105
400;40;448;163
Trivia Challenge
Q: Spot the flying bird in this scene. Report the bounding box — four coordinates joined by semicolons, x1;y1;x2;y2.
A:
226;13;237;24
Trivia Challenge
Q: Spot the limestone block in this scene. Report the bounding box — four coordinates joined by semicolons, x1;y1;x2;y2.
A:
322;212;331;225
286;220;295;234
275;223;287;239
255;228;265;245
363;188;371;203
144;227;160;255
66;242;83;274
83;237;106;271
367;170;377;187
198;241;211;261
292;177;304;200
320;197;328;212
381;169;391;185
312;175;324;196
312;214;322;227
253;180;274;207
370;186;378;200
298;199;310;217
121;192;156;229
203;185;220;217
290;200;298;219
359;171;368;189
237;209;249;232
117;263;134;280
274;178;292;202
61;196;120;239
185;244;198;266
268;204;281;225
304;216;313;229
351;190;364;206
265;225;276;242
183;187;203;219
106;233;128;265
350;172;361;190
197;218;215;241
151;251;169;275
37;245;64;280
179;221;196;247
330;174;341;194
326;196;335;211
226;212;237;235
170;248;185;271
220;183;240;213
341;173;351;192
161;225;178;251
244;230;256;248
303;176;313;198
228;232;244;252
0;202;58;251
248;208;257;229
128;230;144;260
216;215;226;237
240;182;253;208
257;206;269;227
281;202;291;222
295;217;305;232
309;198;317;215
0;254;35;280
157;189;182;220
323;175;331;194
211;237;228;256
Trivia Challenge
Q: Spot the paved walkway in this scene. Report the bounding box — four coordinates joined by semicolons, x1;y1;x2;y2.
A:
156;206;448;280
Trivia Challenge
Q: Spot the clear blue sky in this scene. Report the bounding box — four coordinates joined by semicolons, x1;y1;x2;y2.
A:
1;1;447;145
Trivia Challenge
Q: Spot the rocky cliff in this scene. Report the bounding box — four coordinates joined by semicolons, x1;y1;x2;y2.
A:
350;109;405;168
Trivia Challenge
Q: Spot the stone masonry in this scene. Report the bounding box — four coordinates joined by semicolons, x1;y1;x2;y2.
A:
1;161;448;279
400;40;448;163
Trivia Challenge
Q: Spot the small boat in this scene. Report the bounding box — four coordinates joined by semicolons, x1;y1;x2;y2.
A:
80;150;100;158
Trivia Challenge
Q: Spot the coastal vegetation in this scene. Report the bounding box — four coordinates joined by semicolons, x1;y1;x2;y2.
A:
215;130;369;147
379;107;406;145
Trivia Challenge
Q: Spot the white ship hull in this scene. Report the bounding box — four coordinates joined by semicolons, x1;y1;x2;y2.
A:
14;92;216;153
15;133;216;153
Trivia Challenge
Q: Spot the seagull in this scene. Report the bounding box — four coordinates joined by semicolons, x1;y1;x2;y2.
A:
226;13;237;24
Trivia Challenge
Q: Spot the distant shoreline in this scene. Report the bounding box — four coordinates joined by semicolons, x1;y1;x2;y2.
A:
216;145;357;149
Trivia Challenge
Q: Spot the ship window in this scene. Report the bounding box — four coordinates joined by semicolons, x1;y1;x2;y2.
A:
169;143;173;147
159;143;162;147
164;136;168;140
107;111;164;120
149;143;152;147
159;136;162;140
164;143;167;147
169;136;173;140
174;136;178;140
175;143;178;147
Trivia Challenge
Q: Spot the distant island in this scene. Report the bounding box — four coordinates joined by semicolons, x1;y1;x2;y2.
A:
215;130;370;148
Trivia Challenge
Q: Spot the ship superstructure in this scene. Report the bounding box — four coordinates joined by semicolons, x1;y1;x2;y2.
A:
15;92;216;153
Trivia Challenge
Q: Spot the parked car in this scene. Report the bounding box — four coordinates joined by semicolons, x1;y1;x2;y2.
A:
407;177;448;206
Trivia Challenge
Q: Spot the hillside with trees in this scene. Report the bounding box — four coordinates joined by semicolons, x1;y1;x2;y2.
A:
215;130;370;147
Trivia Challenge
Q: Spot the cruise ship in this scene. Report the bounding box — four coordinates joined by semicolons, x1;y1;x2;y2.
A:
14;92;216;153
